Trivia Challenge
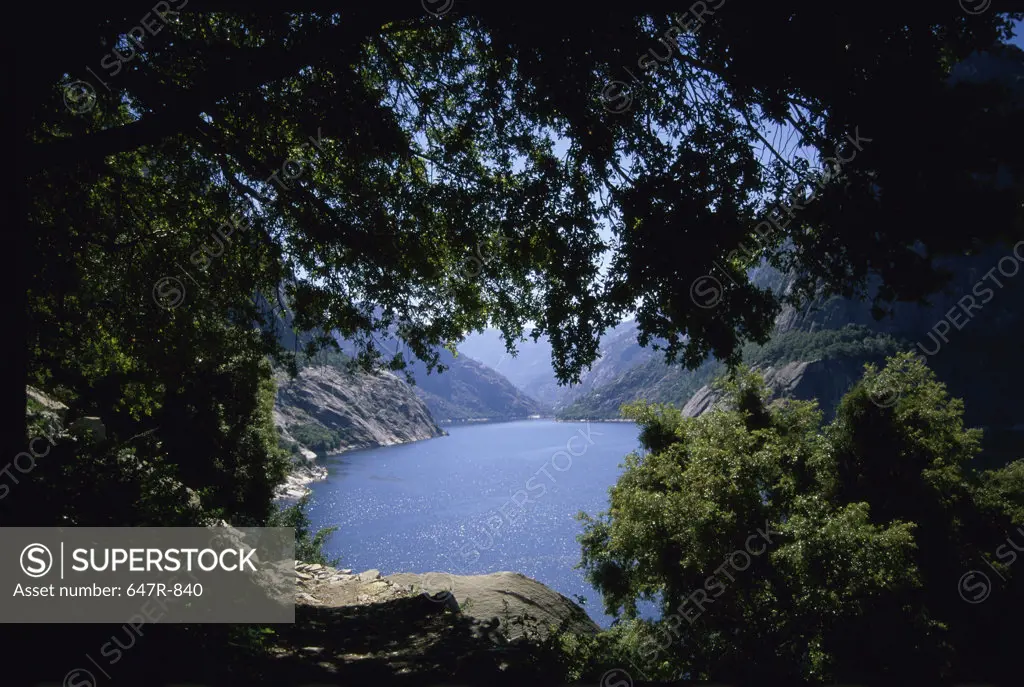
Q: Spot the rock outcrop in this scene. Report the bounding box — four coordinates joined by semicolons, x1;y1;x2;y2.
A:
294;562;599;641
26;385;68;439
250;562;598;684
682;358;868;421
334;332;545;421
276;366;445;450
274;445;329;500
680;382;722;418
386;571;600;639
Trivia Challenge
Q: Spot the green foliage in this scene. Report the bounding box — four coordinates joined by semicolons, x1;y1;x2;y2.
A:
269;494;340;566
18;238;291;527
578;354;1024;683
288;422;344;455
620;401;684;455
17;3;1024;536
977;460;1024;524
36;441;207;527
22;5;1022;416
12;5;1024;685
742;324;905;369
226;625;279;657
277;433;301;456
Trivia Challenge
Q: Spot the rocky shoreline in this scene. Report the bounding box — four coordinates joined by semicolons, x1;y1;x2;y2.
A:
273;365;449;501
273;431;450;501
275;457;329;500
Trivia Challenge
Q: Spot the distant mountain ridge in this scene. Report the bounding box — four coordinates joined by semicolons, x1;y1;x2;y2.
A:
456;329;563;406
463;244;1024;472
556;247;1024;464
405;348;544;422
268;239;1024;468
331;333;544;423
459;321;658;411
261;293;543;426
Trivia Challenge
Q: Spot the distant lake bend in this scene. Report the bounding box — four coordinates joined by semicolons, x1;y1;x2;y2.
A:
306;419;642;627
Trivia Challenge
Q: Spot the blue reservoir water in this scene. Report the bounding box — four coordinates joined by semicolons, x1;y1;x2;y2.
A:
305;419;642;627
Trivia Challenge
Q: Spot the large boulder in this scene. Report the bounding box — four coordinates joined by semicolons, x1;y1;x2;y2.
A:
294;564;599;640
385;571;600;639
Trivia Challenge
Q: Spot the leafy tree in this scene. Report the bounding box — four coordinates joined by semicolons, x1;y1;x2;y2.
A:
742;324;905;369
10;4;1024;468
578;354;1024;683
269;494;340;566
8;6;1024;680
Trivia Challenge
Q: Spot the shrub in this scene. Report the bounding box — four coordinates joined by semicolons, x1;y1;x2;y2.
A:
268;494;340;566
288;422;343;454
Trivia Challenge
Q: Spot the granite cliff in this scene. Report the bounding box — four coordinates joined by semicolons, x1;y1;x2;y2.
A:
681;358;869;420
273;364;446;498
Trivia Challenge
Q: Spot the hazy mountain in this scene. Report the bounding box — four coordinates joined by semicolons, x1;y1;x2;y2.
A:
406;349;544;422
459;321;658;409
457;329;562;406
259;294;543;424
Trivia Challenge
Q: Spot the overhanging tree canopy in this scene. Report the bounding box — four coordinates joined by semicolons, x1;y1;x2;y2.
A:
9;1;1024;459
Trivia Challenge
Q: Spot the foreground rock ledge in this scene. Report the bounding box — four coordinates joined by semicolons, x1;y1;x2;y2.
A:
294;563;599;640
